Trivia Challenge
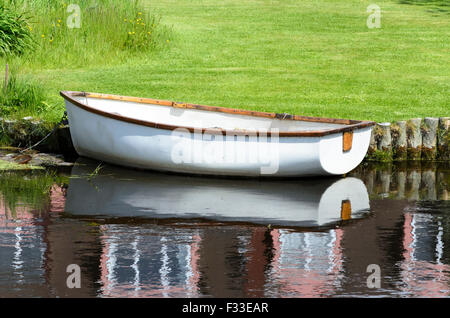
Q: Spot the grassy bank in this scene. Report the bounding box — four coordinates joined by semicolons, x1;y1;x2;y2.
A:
1;0;449;123
1;0;171;121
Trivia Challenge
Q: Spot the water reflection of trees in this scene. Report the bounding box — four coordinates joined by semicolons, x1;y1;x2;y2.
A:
0;170;68;218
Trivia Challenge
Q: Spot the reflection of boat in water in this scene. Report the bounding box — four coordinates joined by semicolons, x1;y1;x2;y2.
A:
65;159;370;227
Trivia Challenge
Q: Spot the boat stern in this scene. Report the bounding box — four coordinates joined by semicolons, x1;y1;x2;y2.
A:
319;126;373;175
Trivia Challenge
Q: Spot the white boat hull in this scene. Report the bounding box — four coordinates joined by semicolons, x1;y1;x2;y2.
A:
63;92;373;177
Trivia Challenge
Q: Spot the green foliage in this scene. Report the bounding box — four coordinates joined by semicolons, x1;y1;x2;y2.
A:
0;73;49;115
366;149;394;162
0;2;34;57
0;133;11;146
0;0;172;120
13;0;171;67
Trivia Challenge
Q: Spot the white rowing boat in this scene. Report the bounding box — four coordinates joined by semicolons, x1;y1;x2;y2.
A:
61;91;375;177
65;159;370;227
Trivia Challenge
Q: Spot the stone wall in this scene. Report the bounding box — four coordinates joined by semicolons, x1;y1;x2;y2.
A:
0;117;76;157
366;117;449;162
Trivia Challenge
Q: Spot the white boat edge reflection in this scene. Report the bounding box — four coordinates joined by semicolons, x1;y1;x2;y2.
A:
65;159;370;227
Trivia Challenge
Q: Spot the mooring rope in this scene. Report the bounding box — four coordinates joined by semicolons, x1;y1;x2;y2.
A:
19;111;69;153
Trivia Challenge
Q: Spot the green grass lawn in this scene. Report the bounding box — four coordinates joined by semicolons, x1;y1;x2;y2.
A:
2;0;449;123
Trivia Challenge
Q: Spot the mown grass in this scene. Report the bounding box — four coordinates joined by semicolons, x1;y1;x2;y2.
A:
1;0;449;123
399;0;450;14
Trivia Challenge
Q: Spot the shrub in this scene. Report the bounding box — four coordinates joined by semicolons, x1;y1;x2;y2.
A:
0;2;34;57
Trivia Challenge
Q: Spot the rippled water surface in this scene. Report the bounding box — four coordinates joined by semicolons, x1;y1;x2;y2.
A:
0;159;449;297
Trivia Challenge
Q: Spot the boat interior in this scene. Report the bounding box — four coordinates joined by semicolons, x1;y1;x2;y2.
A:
69;94;353;133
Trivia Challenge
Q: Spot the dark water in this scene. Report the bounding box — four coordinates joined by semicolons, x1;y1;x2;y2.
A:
0;159;449;297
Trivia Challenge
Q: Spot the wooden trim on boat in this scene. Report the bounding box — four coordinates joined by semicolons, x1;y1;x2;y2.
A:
60;91;375;137
342;131;353;152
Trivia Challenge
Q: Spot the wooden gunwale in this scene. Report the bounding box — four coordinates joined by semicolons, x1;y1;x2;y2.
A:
60;91;375;137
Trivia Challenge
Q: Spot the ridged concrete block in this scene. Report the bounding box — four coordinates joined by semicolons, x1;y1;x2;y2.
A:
391;121;407;161
377;122;392;152
407;118;422;160
437;117;449;161
367;126;377;157
421;117;439;160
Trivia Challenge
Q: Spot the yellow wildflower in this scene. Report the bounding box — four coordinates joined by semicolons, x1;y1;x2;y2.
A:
138;12;142;15
41;34;45;38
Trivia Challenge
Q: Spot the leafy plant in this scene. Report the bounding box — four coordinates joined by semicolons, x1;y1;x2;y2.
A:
0;2;34;57
87;163;103;181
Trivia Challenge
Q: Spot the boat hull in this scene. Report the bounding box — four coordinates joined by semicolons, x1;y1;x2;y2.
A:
64;97;372;177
